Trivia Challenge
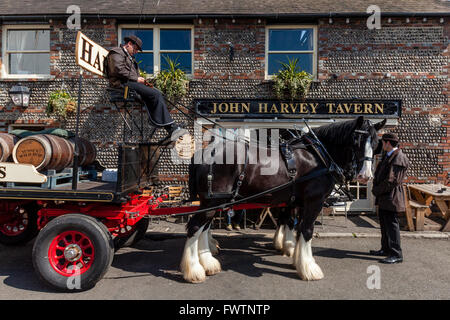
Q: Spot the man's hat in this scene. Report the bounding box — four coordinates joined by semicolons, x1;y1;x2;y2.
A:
124;35;143;51
382;132;399;142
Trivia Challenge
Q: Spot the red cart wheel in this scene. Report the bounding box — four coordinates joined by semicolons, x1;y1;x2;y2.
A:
32;214;114;292
48;230;95;276
0;202;38;245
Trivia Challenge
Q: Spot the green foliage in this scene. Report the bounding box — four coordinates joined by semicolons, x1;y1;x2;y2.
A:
46;90;77;119
273;57;313;100
152;56;189;101
137;60;148;79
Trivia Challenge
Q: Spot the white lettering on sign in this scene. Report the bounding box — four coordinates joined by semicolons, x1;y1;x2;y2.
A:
75;31;109;77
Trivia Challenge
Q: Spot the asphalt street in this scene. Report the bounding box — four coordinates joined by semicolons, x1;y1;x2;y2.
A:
0;231;449;300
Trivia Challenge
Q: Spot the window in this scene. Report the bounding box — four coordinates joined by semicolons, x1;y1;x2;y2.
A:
2;26;50;78
119;25;193;76
266;26;317;78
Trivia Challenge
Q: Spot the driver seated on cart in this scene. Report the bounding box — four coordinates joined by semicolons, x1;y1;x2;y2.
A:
105;35;186;148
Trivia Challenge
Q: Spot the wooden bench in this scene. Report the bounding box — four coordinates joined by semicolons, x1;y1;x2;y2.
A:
403;184;430;231
162;185;184;204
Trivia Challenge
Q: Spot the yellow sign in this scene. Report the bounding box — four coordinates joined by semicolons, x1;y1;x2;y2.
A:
75;31;109;76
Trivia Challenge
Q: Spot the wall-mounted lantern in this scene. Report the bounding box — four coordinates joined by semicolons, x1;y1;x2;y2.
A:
9;84;31;107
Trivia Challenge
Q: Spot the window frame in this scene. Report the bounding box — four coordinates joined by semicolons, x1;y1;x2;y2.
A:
1;24;52;80
118;24;194;77
265;25;318;80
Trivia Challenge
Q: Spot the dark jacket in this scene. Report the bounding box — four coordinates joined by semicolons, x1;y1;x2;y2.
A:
105;45;140;88
372;148;409;212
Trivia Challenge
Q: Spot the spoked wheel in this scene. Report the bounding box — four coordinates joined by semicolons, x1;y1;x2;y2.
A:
113;217;150;250
0;202;38;245
32;214;114;292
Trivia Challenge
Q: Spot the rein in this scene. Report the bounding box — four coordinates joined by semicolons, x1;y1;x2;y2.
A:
172;167;332;217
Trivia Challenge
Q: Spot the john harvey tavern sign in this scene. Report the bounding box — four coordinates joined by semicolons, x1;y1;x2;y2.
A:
195;99;401;119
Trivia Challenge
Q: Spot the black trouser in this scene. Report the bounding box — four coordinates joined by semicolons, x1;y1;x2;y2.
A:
126;82;174;128
378;209;403;258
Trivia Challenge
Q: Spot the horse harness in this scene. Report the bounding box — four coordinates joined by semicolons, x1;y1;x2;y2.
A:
205;132;345;205
280;133;340;205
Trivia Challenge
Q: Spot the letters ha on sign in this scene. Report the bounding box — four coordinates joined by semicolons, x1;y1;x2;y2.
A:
0;163;47;183
75;31;109;77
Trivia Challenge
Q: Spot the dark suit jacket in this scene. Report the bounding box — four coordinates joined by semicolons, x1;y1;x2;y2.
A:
106;45;140;88
372;148;409;212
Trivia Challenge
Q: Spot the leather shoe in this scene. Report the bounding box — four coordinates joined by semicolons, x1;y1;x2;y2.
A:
369;249;388;256
379;256;403;264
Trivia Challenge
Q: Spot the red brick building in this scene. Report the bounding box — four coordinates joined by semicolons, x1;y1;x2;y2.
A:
0;0;448;211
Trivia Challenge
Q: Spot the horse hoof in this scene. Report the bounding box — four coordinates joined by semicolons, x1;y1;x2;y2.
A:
183;268;207;283
205;266;221;276
200;256;222;276
297;261;324;281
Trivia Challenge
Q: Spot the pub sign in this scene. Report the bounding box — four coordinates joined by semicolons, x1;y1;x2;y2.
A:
195;99;401;119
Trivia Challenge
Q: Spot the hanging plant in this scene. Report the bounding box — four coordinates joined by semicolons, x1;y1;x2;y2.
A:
152;56;189;102
273;57;313;100
46;90;77;119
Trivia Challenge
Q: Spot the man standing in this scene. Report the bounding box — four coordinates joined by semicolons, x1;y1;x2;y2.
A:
106;35;186;147
370;132;409;264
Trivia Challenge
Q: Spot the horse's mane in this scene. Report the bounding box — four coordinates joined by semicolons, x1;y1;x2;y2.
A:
312;119;357;146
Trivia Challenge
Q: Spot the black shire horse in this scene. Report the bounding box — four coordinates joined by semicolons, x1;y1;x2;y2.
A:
182;116;386;283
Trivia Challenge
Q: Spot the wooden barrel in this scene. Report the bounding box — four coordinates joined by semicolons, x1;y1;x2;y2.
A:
0;133;19;162
12;134;74;171
69;137;97;167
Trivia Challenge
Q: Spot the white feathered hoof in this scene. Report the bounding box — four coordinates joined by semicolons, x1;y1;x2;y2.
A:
199;227;221;276
282;227;296;257
295;234;324;281
282;242;295;257
273;224;285;251
180;227;206;283
181;257;207;283
200;254;222;276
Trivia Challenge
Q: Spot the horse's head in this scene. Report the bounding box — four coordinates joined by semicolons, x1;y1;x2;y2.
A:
351;116;386;184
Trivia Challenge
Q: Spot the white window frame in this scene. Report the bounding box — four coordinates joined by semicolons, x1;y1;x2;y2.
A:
1;24;52;80
118;24;194;77
265;25;318;80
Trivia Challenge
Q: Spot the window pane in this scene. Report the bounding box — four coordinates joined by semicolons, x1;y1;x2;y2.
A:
269;29;314;51
9;53;50;74
122;29;153;51
160;29;191;50
161;53;191;74
7;30;49;51
135;53;154;74
268;53;313;75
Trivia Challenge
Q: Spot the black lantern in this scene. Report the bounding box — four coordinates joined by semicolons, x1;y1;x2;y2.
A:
9;84;31;107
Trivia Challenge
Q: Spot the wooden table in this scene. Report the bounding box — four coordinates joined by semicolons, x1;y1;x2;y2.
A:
408;184;450;232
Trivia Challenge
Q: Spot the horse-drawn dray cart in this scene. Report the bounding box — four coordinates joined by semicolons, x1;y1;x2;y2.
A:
0;140;170;290
0;31;388;292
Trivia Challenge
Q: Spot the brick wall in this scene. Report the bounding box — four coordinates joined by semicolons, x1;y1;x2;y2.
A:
0;16;448;194
316;17;449;183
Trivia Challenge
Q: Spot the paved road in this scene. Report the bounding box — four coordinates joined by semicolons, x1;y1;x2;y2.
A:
0;233;449;300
